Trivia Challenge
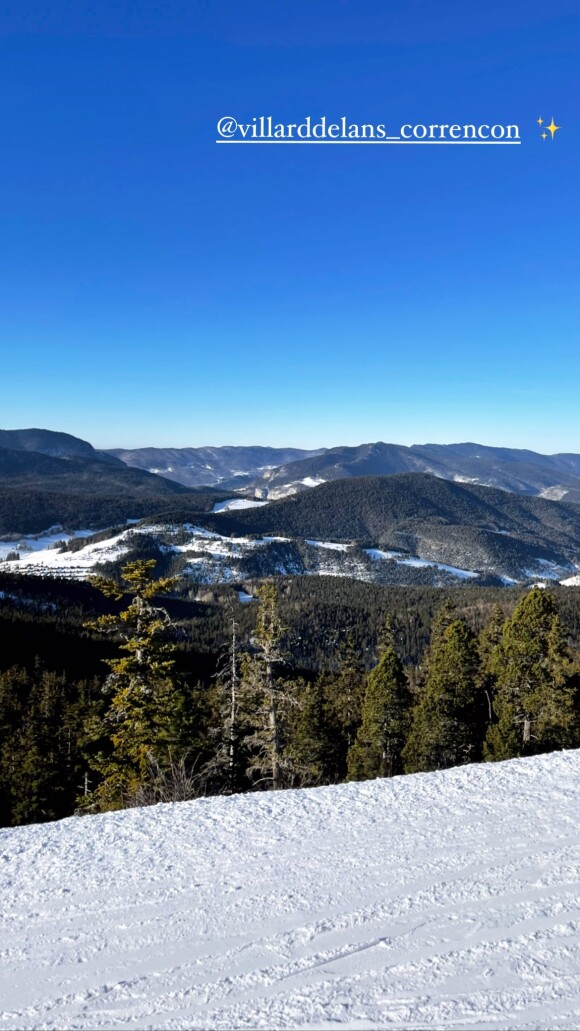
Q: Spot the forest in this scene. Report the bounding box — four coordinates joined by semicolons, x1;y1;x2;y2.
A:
1;563;580;826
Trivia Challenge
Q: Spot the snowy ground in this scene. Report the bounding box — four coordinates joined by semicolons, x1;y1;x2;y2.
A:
0;528;96;562
2;751;580;1030
1;520;578;588
211;499;269;513
364;549;479;580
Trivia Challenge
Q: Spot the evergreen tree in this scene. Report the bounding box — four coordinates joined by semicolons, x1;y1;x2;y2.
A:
0;664;98;825
238;582;294;790
286;674;339;786
484;588;576;761
347;629;411;781
82;559;184;810
325;632;366;776
403;615;483;773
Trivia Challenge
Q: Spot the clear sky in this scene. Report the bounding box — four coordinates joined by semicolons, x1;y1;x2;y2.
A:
1;1;578;451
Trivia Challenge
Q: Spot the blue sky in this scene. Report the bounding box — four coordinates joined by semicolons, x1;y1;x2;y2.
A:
1;0;579;451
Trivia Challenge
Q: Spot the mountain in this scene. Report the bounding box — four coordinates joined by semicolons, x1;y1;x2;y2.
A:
207;473;580;581
3;750;580;1029
248;441;580;503
0;429;228;534
0;427;121;466
0;448;194;496
8;474;580;585
106;445;324;488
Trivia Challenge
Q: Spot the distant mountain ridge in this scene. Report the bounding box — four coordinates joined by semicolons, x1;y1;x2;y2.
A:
106;445;324;488
0;428;227;534
101;439;580;504
0;428;121;466
0;429;195;496
252;441;580;503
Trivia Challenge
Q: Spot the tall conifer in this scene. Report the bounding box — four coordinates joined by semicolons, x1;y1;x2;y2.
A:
484;588;576;760
403;615;483;773
347;629;411;780
83;559;183;810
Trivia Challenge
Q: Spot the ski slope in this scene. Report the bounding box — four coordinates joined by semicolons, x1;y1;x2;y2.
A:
2;752;580;1029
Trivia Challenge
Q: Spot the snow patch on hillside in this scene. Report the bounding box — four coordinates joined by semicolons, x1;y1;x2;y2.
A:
212;498;269;513
2;752;580;1029
560;573;580;587
364;548;478;580
306;540;350;552
540;486;570;501
0;528;95;561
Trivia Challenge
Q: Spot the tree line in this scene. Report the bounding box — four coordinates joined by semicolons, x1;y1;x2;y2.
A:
1;560;579;823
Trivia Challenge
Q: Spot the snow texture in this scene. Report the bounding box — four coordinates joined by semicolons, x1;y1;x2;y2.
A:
363;548;478;580
306;540;350;552
0;529;95;562
211;499;269;513
2;751;580;1029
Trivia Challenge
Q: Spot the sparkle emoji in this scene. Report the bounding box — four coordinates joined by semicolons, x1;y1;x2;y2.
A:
546;117;560;139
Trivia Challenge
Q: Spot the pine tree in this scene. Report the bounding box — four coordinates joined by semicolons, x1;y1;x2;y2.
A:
82;559;184;811
0;665;97;825
484;588;576;761
347;628;411;781
325;632;366;776
238;582;295;790
286;674;339;786
403;614;483;773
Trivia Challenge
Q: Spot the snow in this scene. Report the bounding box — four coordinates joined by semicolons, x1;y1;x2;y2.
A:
1;529;131;578
0;528;95;562
2;524;194;580
212;499;269;513
237;590;255;603
364;548;403;561
301;476;326;488
540;486;570;501
1;759;580;1030
364;549;478;580
398;557;478;579
309;544;350;552
523;560;569;582
561;574;580;587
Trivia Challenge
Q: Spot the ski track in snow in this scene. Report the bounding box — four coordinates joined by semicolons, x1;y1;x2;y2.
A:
2;752;580;1029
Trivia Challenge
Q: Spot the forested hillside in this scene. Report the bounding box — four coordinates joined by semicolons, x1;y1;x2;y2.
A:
1;563;579;827
207;474;580;577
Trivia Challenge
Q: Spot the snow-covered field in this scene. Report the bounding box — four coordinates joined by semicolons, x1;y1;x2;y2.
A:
2;751;580;1030
0;529;96;563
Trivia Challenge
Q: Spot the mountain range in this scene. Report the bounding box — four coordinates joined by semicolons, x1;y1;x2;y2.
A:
102;439;580;502
106;445;323;488
243;441;580;502
205;473;580;582
0;429;226;535
3;428;580;586
7;429;580;503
